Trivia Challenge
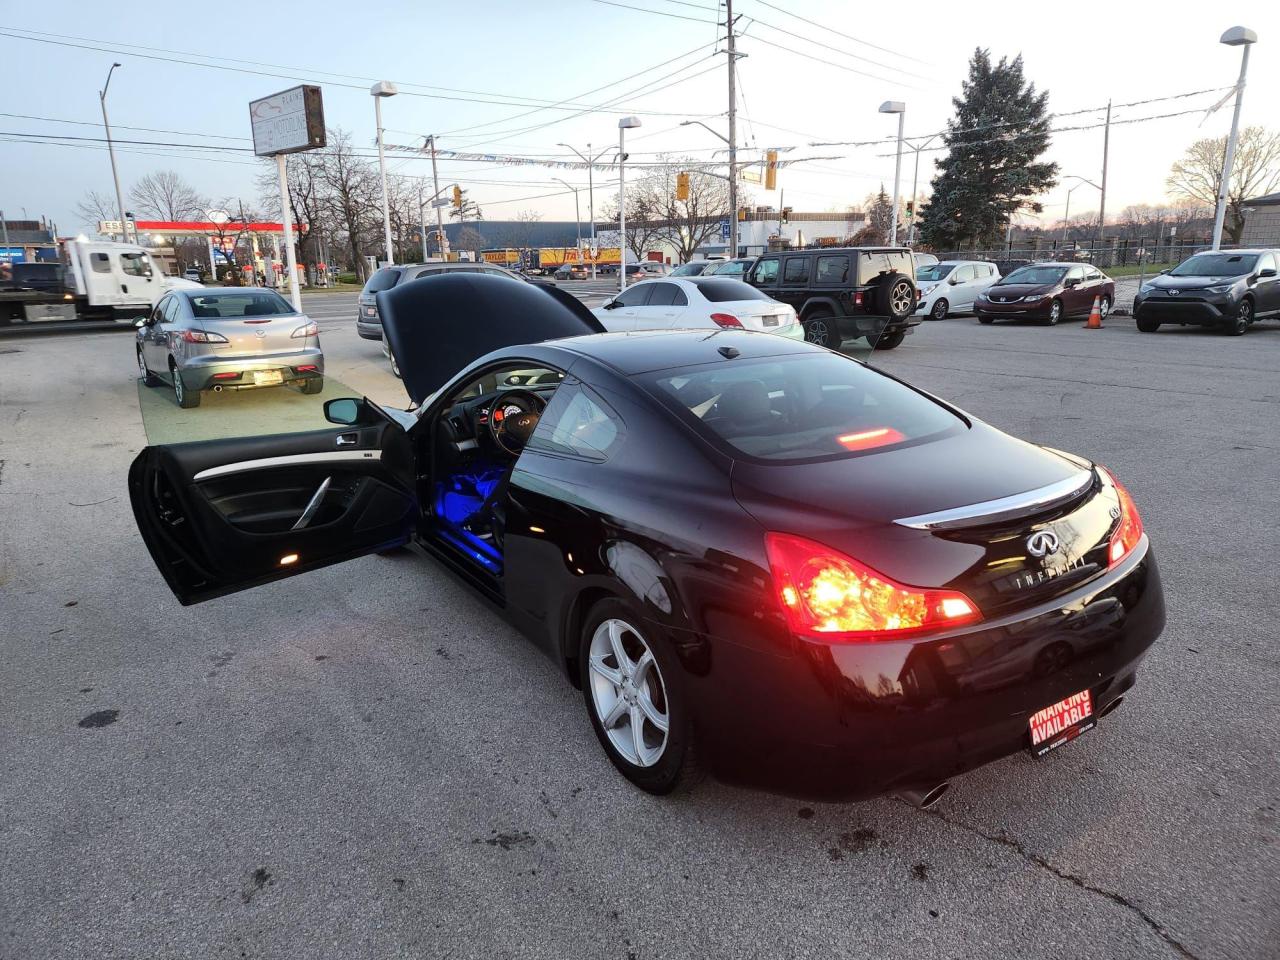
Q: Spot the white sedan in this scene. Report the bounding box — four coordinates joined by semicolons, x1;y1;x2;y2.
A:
593;277;802;339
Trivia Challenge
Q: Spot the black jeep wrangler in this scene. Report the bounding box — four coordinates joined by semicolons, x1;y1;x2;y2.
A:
744;247;920;349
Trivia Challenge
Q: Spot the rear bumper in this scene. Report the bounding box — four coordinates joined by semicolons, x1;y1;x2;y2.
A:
689;541;1164;801
178;348;325;390
1133;294;1232;325
357;316;383;340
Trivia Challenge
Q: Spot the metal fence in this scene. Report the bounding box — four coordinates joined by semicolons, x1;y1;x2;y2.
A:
925;237;1275;270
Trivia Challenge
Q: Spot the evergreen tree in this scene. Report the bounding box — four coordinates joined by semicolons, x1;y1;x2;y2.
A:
864;185;896;244
919;49;1056;249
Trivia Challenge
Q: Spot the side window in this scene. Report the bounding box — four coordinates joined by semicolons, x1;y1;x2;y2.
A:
120;252;152;277
1067;266;1086;282
150;296;169;324
614;284;653;307
1258;254;1277;273
980;263;996;278
526;383;625;462
645;283;678;307
91;252;112;274
671;286;688;306
953;266;975;282
1085;268;1103;281
752;258;779;285
162;296;182;324
783;257;809;283
815;256;849;285
414;268;444;280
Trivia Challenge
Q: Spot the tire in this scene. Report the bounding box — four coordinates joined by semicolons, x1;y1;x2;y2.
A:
300;377;324;395
801;308;842;349
579;598;699;795
977;315;995;325
137;349;161;387
1136;316;1161;333
388;347;402;379
1225;298;1251;336
170;362;200;408
1043;300;1062;326
929;298;948;321
1098;296;1112;320
873;328;907;350
873;273;916;322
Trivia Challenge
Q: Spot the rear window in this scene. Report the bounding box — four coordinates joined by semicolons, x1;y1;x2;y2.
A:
362;268;402;294
647;353;963;462
187;292;295;317
689;279;773;302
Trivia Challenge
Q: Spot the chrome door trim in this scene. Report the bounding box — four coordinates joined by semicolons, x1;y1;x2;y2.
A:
193;450;379;481
895;471;1094;530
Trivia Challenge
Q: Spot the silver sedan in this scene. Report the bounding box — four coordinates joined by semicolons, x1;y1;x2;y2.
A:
135;288;324;408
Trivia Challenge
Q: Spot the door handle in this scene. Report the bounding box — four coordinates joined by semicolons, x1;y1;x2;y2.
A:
291;477;332;531
336;433;358;446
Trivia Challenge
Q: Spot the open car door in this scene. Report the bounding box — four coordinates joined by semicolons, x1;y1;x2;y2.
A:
129;400;416;605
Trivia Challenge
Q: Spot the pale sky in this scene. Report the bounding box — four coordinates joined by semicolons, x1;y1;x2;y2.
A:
2;1;1278;236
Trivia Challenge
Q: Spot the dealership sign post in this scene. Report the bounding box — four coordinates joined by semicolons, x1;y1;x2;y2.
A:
249;85;324;310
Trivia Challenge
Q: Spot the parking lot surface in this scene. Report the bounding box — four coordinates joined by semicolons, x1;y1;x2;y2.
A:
2;293;1277;960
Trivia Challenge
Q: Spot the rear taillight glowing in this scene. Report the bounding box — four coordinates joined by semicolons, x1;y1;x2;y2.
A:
181;329;228;343
1099;466;1144;566
291;320;318;338
765;532;980;641
211;371;240;380
709;312;743;328
854;291;864;306
837;426;905;451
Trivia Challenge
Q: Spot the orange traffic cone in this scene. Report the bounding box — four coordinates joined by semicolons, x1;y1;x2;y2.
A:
1085;295;1103;329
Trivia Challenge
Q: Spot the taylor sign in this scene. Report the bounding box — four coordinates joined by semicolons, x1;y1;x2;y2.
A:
248;85;326;157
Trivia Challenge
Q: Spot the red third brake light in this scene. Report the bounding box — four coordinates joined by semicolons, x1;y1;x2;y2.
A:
709;312;743;328
765;532;980;641
1098;466;1144;566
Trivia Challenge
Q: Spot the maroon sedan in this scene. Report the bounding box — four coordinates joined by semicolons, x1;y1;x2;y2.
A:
975;262;1115;326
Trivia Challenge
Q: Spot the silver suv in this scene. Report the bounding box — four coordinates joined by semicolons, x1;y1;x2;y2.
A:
357;262;524;340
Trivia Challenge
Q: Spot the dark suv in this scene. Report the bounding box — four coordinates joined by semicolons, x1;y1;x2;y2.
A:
1132;249;1280;336
745;247;919;349
357;262;524;340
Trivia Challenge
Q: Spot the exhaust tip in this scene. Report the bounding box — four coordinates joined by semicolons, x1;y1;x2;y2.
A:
212;384;223;392
1097;695;1125;719
899;782;950;809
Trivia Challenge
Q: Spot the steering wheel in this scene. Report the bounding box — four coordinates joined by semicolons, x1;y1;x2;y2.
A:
486;389;547;457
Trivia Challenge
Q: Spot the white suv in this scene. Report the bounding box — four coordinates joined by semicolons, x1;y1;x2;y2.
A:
915;260;999;320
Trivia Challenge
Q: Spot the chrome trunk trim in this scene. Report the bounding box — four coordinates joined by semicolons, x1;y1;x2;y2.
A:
894;471;1094;530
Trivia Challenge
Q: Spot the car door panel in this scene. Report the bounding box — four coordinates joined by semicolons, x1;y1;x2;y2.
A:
129;417;416;605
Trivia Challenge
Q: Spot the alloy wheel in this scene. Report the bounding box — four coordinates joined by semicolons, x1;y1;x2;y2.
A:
172;367;185;403
587;618;669;768
1098;297;1111;319
931;299;948;320
805;318;830;344
137;350;147;379
891;281;914;316
1047;301;1061;325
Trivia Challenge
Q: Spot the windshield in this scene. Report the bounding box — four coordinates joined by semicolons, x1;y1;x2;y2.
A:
670;262;706;276
188;292;296;317
1001;266;1066;285
647;353;962;463
690;279;773;302
916;265;955;282
1169;253;1259;278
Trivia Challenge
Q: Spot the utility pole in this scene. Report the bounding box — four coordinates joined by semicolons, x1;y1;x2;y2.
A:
726;0;739;258
1096;100;1111;245
419;181;429;262
99;63;130;244
1211;27;1257;250
427;135;448;257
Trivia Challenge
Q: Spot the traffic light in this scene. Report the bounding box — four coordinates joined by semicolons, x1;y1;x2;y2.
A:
781;206;792;224
675;172;690;202
452;185;463;208
737;207;748;221
765;149;778;190
906;200;914;215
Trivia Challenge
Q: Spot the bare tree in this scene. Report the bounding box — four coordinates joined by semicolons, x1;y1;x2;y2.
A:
656;164;732;263
316;128;380;279
206;199;261;283
130;171;207;221
603;168;669;261
75;190;121;233
257;151;327;267
1166;126;1280;244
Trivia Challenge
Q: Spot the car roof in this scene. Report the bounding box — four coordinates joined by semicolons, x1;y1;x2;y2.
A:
937;260;992;266
179;286;282;297
552;328;820;376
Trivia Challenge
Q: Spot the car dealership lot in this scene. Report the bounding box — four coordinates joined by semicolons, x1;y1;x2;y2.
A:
2;297;1277;959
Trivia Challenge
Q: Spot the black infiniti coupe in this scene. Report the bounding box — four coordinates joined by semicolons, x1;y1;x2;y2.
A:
130;275;1165;804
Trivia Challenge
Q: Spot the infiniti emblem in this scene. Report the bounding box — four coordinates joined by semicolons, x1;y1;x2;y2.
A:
1026;530;1061;558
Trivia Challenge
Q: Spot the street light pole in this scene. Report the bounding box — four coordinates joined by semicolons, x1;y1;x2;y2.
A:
555;179;582;253
726;0;739;258
618;116;642;292
371;81;398;266
879;101;907;246
99;63;129;243
426;135;448;257
558;142;608;278
1211;26;1258;250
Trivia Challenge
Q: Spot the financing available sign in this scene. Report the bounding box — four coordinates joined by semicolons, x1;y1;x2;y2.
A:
248;85;326;157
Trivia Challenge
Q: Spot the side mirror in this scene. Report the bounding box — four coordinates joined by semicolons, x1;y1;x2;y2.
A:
948;277;960;285
602;299;619;310
1159;269;1170;275
1064;277;1081;288
1259;267;1277;278
324;397;363;426
133;317;149;328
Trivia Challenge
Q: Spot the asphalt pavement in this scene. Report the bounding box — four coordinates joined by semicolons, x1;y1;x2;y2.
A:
1;291;1277;960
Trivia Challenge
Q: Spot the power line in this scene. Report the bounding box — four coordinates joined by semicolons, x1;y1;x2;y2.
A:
584;0;719;24
740;14;936;84
0;111;249;141
750;0;932;65
742;33;926;90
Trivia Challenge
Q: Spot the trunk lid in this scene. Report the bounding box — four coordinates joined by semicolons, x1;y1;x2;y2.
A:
732;423;1118;615
202;313;306;357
